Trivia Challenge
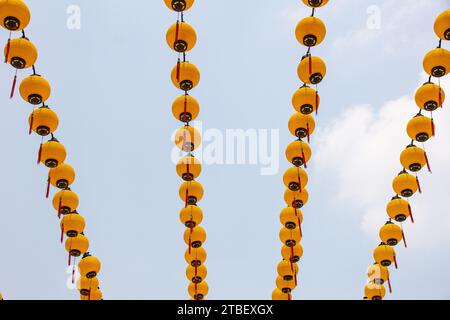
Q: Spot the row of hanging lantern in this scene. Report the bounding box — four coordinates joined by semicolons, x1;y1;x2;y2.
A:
364;9;450;301
1;0;103;300
272;0;329;301
164;0;209;300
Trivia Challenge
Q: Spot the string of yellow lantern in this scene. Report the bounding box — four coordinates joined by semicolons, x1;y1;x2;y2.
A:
272;0;329;300
164;0;209;300
1;0;103;300
364;9;449;301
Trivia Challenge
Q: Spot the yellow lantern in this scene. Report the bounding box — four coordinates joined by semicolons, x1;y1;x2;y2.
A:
276;276;296;294
52;189;79;216
392;170;418;198
184;226;206;248
19;74;51;105
0;0;30;31
364;282;386;300
281;244;303;263
415;82;445;111
172;94;200;122
288;113;315;139
164;0;195;12
297;55;326;85
292;86;320;115
166;22;197;53
179;205;203;228
28;106;59;136
284;188;309;209
80;288;102;301
373;243;396;267
302;0;329;8
49;163;76;189
286;140;312;167
77;276;99;296
179;180;204;205
171;61;200;91
295;16;326;47
176;155;202;181
4;37;37;69
61;211;86;238
368;263;389;285
277;260;299;281
186;264;207;283
39;138;67;168
279;226;302;247
272;288;290;300
185;247;207;267
280;207;303;230
423;48;450;78
283;167;309;191
379;221;403;246
400;144;427;173
407;114;434;143
434;10;450;41
65;233;89;258
174;125;201;152
188;281;208;300
386;196;411;223
78;253;101;279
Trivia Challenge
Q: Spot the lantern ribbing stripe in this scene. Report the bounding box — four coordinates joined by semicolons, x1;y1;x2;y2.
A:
1;0;103;300
164;0;209;300
272;0;329;301
364;9;449;301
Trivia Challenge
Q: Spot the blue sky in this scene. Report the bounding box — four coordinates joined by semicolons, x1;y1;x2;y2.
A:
0;0;449;300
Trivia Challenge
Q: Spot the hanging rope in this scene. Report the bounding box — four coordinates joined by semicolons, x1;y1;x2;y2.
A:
364;9;449;300
1;0;103;301
272;0;329;301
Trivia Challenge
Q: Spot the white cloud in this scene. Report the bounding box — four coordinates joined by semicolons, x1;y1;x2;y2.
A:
314;73;450;248
332;0;442;54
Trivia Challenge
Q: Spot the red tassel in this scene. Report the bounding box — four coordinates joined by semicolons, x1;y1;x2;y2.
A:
4;34;11;63
72;264;75;284
288;293;292;301
402;229;408;248
298;218;303;238
185;188;189;208
37;143;43;165
297;171;302;192
416;176;422;194
431;118;436;137
29;112;34;135
306;123;310;143
424;152;432;173
183;95;188;121
315;91;319;115
68;251;72;266
301;149;307;169
294;271;298;286
438;86;443;108
10;72;17;99
58;197;62;219
46;177;51;198
176;58;181;83
408;204;414;223
387;278;392;294
175;21;180;43
393;255;398;269
290;245;295;263
188;227;192;254
61;225;64;243
308;55;312;75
